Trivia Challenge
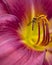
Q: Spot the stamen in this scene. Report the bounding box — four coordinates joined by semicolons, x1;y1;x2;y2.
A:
22;14;50;51
39;15;50;46
40;21;46;45
27;15;50;46
45;22;50;45
36;22;40;44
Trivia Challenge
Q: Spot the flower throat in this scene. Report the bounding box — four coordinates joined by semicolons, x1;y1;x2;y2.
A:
19;15;50;51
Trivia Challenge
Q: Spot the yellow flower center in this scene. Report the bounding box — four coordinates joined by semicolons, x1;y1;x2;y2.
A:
18;15;50;51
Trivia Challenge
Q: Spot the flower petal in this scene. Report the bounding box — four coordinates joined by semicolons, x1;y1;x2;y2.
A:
43;59;49;65
46;51;52;65
24;51;45;65
0;29;26;65
0;0;8;15
0;28;45;65
0;44;45;65
0;14;45;65
3;0;32;23
0;14;20;33
0;14;22;60
33;0;52;19
41;0;52;19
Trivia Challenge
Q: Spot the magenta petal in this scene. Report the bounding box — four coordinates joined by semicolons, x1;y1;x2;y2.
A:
46;52;52;65
0;0;8;15
0;44;45;65
24;51;45;65
0;46;29;65
0;14;20;33
0;31;22;58
0;39;25;65
41;0;52;19
43;59;49;65
33;0;52;19
3;0;32;21
2;0;52;21
14;51;45;65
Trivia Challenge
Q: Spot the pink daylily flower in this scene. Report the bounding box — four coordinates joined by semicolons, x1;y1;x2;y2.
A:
0;0;52;65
